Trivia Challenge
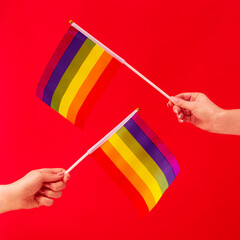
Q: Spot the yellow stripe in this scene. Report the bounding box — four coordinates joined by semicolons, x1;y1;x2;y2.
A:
101;141;156;211
108;134;163;203
58;45;104;117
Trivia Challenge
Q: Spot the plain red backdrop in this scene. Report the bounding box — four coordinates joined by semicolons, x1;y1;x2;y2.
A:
0;0;240;239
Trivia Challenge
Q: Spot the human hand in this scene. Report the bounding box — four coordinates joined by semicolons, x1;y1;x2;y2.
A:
0;168;70;213
167;92;224;133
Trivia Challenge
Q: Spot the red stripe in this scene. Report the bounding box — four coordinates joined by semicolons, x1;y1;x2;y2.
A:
36;26;78;100
74;57;121;129
92;148;149;217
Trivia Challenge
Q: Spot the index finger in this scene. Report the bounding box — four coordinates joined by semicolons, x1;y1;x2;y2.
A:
39;168;64;174
167;93;193;107
174;92;194;101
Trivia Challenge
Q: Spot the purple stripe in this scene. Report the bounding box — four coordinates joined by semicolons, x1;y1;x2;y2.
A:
132;113;180;176
36;26;78;100
124;118;176;186
42;31;87;106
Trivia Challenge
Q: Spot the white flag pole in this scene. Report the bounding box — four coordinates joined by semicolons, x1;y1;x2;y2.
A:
70;21;171;100
65;108;139;175
124;62;171;100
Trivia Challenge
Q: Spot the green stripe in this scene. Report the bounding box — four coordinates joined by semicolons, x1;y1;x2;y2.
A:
51;38;96;111
116;126;169;193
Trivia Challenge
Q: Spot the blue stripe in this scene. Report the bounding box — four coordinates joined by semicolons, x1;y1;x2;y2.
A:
124;119;176;185
43;32;87;106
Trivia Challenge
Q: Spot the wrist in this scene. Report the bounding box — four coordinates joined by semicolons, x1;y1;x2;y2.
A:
206;108;224;134
215;109;240;135
0;184;21;213
0;185;12;213
212;109;229;134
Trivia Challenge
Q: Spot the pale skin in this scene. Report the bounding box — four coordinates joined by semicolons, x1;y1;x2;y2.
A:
167;92;240;135
0;168;70;214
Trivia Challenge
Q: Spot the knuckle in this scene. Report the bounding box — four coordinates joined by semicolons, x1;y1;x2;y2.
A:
58;182;66;190
34;171;43;181
56;168;63;174
55;183;62;191
42;189;49;196
193;92;201;99
49;181;66;191
51;184;58;191
177;101;183;107
48;190;59;198
46;199;54;206
44;191;52;198
56;191;62;198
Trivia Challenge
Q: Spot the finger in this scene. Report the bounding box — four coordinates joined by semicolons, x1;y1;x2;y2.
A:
168;93;193;107
39;188;62;199
167;100;174;107
39;168;64;173
178;118;184;123
182;116;191;123
173;106;181;114
44;181;66;191
182;109;191;116
42;172;64;183
171;96;195;111
38;169;65;183
177;112;184;120
174;92;194;101
41;169;70;183
63;173;70;183
35;195;54;207
173;107;191;116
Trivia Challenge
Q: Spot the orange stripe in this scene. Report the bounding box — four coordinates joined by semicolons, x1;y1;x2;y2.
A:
67;51;113;123
101;140;156;211
92;148;149;217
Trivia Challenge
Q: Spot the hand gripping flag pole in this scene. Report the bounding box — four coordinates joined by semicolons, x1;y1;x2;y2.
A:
70;20;171;100
65;108;139;174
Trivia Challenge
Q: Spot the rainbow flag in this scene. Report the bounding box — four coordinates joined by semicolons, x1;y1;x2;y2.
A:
92;112;180;215
37;25;121;128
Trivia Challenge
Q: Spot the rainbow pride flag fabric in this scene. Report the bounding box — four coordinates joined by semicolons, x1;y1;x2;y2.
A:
37;26;121;129
92;113;180;215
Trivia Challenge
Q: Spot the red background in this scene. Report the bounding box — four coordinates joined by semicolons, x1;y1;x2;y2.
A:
0;0;240;239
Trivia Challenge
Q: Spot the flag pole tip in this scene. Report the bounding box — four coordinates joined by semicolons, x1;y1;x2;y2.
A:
137;107;140;111
69;20;73;24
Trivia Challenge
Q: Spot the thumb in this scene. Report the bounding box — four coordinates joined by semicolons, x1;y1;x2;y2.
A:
171;96;195;110
39;169;64;183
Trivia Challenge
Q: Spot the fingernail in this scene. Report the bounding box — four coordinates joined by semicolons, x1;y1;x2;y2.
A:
179;119;184;123
57;172;64;176
171;97;179;104
174;109;178;114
